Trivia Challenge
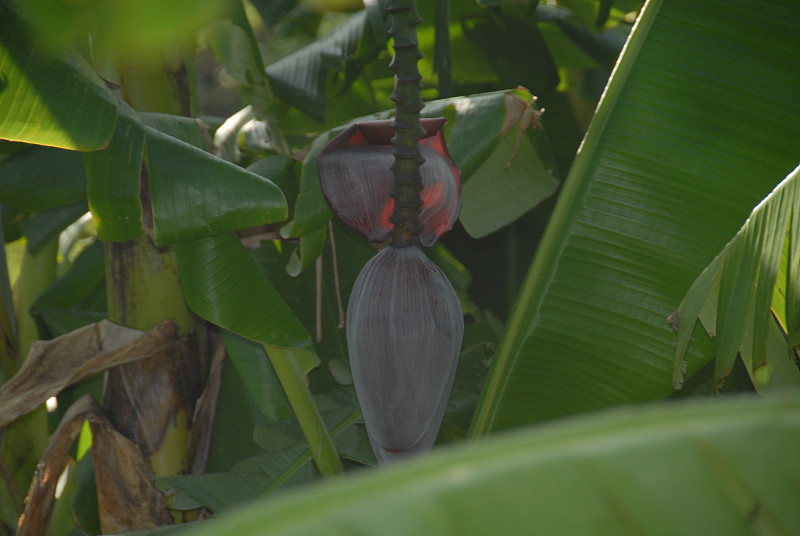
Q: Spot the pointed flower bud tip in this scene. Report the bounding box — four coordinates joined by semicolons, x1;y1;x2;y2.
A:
346;244;464;464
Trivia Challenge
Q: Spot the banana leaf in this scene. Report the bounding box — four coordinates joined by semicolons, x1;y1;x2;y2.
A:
124;392;800;536
0;2;116;150
470;0;800;434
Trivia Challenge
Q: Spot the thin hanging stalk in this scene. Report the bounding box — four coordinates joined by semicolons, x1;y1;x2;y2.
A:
388;0;426;248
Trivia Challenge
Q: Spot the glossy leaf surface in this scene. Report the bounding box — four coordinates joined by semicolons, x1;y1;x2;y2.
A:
470;0;800;434
146;127;287;245
176;233;314;354
84;112;145;241
318;118;461;247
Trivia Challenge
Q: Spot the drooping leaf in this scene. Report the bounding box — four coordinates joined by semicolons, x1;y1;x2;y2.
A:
0;320;178;429
265;10;383;121
161;393;800;536
145;127;288;245
176;233;314;353
0;3;117;150
84;112;145;241
673;165;800;388
470;0;800;434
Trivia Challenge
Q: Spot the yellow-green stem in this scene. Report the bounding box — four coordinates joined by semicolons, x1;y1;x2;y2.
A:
265;346;344;475
0;238;58;532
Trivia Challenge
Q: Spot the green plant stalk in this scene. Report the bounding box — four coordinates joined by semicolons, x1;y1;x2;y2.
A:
0;237;58;532
388;0;426;248
264;346;344;475
101;52;203;512
0;224;17;384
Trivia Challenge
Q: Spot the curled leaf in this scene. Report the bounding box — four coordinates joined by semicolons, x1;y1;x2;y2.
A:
318;118;461;247
346;245;463;463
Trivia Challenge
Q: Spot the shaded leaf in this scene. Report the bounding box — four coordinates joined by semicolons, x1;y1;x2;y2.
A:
0;146;87;211
470;0;800;434
459;123;557;238
221;330;292;422
265;10;381;122
31;240;106;337
169;393;800;536
176;233;314;353
22;200;87;254
158;390;368;513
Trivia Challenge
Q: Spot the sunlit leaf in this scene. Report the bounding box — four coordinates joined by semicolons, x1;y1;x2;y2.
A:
673;165;800;388
0;4;116;150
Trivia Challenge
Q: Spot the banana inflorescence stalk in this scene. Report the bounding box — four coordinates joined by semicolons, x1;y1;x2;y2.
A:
318;0;464;464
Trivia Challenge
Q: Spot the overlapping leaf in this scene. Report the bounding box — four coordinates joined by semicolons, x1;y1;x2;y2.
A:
672;165;800;389
265;10;384;122
470;0;800;434
284;89;556;249
150;393;800;536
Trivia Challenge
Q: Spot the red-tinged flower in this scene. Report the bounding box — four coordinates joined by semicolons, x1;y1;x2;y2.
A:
317;118;460;247
346;244;463;463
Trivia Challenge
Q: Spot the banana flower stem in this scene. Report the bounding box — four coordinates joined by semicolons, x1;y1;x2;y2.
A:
388;0;426;248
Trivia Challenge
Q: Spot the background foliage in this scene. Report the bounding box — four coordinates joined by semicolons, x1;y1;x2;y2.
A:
0;0;798;534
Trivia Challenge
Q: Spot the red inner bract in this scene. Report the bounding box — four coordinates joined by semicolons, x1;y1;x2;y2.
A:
318;118;461;246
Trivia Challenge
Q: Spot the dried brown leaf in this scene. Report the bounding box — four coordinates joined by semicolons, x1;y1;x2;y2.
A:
17;393;174;534
0;320;178;429
17;395;99;536
188;340;226;474
92;417;172;533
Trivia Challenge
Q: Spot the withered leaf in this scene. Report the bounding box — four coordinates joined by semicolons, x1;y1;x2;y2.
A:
0;319;178;429
92;416;173;533
17;394;172;535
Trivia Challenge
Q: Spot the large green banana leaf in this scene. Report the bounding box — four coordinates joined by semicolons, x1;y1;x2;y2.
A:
124;392;800;536
0;2;116;150
470;0;800;433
